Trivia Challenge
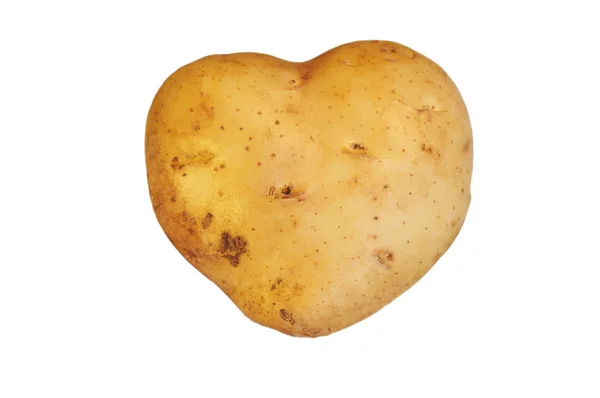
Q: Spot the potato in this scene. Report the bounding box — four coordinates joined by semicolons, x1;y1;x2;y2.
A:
145;40;472;337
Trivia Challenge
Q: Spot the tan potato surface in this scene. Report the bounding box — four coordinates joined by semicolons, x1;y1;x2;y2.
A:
145;40;473;337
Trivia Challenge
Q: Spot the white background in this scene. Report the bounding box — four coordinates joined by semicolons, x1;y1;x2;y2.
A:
1;1;599;397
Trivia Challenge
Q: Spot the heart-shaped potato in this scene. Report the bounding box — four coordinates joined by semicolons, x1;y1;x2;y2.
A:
145;40;472;337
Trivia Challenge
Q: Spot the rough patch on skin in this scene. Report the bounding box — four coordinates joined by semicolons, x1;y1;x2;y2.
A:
394;99;447;115
343;142;372;158
201;212;213;228
420;143;442;161
374;249;395;269
270;277;283;291
171;149;215;170
265;184;307;201
219;232;247;266
463;139;471;153
279;308;296;324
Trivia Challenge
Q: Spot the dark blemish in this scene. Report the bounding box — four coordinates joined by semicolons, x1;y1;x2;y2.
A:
279;134;284;138
279;309;296;324
270;153;276;157
375;249;394;269
183;248;196;259
289;79;296;84
219;232;248;267
182;211;196;224
245;146;250;151
463;140;471;152
251;227;255;231
301;70;312;81
271;277;283;291
189;108;194;112
281;185;292;196
172;156;179;163
409;192;413;195
170;196;177;202
236;108;240;112
248;136;253;140
188;228;195;235
182;173;187;177
257;162;262;166
218;191;224;197
257;111;262;115
374;216;379;220
219;164;225;169
201;213;213;229
421;143;434;154
220;126;225;130
383;185;388;189
275;120;280;125
239;127;243;131
352;143;365;150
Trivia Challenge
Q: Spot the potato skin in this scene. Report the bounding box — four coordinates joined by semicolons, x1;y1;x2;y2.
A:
145;40;472;337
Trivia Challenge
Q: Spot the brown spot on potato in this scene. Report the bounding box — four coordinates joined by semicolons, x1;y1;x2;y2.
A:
201;213;213;229
270;277;283;291
374;249;395;269
181;211;196;225
219;232;248;267
463;140;471;152
421;143;433;154
281;185;292;196
344;142;372;158
279;308;296;324
301;70;312;81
